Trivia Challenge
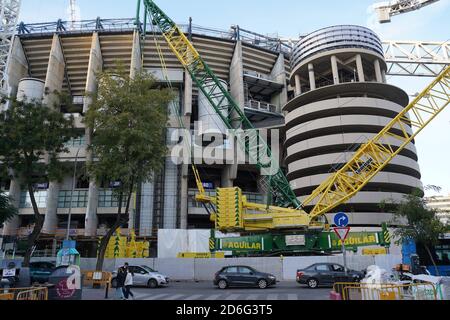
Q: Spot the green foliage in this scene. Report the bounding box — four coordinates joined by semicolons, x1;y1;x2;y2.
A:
0;191;17;225
389;189;447;247
0;97;80;185
84;66;173;195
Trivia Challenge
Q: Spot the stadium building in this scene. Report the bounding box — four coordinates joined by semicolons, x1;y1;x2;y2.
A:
0;19;422;256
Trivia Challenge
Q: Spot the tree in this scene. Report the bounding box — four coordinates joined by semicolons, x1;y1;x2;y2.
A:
0;97;79;266
0;191;17;225
84;67;173;271
387;189;447;275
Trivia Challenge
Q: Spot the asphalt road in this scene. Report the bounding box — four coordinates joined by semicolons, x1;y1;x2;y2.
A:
82;281;331;300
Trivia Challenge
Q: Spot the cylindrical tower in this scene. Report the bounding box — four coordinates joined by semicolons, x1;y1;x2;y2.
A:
285;25;423;226
198;79;229;136
16;78;45;102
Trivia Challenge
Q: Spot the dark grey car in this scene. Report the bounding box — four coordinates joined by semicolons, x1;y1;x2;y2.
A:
214;266;277;289
296;263;364;288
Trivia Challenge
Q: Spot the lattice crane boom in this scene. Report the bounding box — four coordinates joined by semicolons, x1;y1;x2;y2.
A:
304;65;450;220
374;0;440;23
142;0;450;231
142;0;301;209
0;0;21;95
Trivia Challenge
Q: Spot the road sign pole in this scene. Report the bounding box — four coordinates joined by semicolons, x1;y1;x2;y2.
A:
342;242;347;275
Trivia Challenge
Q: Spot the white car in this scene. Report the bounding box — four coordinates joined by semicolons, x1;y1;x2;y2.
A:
112;265;169;288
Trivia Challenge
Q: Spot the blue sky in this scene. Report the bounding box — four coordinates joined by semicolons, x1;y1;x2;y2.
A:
19;0;450;196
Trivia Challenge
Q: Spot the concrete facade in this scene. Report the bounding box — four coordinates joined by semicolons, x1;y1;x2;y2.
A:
0;22;290;252
285;25;423;227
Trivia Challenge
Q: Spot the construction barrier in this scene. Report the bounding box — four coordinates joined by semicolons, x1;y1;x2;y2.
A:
333;282;438;300
81;271;112;288
0;293;14;300
0;287;48;300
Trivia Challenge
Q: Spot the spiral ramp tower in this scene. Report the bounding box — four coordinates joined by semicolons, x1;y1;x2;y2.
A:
285;25;423;227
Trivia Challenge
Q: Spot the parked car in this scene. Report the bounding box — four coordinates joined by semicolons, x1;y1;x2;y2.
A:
111;265;169;288
29;261;56;284
214;266;277;289
296;263;365;289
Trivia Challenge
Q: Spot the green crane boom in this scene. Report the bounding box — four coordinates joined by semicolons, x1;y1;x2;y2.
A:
142;0;301;209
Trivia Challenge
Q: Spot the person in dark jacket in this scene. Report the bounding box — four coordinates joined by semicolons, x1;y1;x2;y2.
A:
115;266;127;300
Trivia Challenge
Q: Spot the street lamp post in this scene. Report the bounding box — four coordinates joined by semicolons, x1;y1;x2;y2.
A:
66;147;82;241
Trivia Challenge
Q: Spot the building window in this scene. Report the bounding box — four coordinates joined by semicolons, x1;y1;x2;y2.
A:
19;191;48;208
65;135;86;147
58;190;88;208
98;189;127;208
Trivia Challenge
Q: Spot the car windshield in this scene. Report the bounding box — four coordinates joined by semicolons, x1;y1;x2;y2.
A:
141;266;156;273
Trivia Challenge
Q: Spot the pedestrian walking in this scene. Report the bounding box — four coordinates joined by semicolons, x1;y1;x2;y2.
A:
115;266;127;300
123;264;135;300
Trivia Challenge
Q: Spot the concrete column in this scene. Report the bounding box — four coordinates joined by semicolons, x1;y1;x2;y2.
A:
356;54;365;82
331;55;340;85
308;63;316;90
224;40;245;186
6;37;29;99
43;34;65;108
381;69;387;83
83;32;103;237
84;179;99;237
294;74;302;96
83;32;103;113
40;34;66;236
374;59;383;83
184;71;192;116
229;41;245;113
163;158;178;229
2;178;22;236
42;181;60;235
130;30;142;79
179;164;189;229
270;53;288;110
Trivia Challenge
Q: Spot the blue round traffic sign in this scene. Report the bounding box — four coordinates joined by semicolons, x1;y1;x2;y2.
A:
334;212;349;227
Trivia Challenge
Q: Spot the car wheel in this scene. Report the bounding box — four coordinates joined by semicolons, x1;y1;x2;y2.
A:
307;278;319;289
111;278;118;288
258;279;268;289
148;279;158;289
218;280;228;290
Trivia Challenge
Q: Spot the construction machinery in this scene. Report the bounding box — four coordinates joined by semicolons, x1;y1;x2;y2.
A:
374;0;440;23
142;0;449;255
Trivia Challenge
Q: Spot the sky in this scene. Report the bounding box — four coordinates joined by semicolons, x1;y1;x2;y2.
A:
18;0;450;196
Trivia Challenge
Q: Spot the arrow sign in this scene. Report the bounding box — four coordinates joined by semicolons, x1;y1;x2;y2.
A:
333;227;350;240
334;212;349;227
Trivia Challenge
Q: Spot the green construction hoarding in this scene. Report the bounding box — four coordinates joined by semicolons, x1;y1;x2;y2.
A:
213;229;389;256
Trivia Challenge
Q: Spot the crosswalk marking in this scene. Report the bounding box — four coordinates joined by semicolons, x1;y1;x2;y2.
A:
225;294;241;300
204;294;222;300
245;294;259;300
142;293;170;300
183;294;203;300
163;294;185;300
266;294;278;300
287;294;297;300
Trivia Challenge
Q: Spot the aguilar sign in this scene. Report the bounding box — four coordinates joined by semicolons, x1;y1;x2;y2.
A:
219;237;263;251
330;232;378;249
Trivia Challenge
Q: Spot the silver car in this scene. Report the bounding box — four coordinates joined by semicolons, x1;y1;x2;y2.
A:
112;265;169;288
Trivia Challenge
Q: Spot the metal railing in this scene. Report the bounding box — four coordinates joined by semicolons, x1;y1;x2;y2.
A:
333;282;438;300
246;100;278;113
16;18;292;56
0;287;48;300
